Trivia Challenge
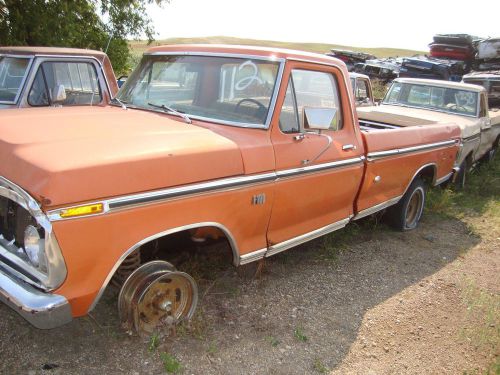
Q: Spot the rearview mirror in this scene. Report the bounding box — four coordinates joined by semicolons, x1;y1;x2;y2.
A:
304;107;337;131
51;84;66;105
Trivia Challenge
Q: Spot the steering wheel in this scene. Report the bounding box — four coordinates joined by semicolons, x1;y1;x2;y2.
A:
235;98;266;111
446;103;467;112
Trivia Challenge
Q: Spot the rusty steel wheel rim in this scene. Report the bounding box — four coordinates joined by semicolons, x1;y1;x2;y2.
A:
118;260;198;335
405;188;424;228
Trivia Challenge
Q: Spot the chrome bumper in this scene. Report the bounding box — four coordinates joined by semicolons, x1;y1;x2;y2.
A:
0;267;72;329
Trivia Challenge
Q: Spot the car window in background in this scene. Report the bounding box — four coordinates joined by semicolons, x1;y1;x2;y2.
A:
28;61;102;106
0;57;31;103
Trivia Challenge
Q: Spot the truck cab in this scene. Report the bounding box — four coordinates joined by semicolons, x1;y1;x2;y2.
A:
0;47;118;109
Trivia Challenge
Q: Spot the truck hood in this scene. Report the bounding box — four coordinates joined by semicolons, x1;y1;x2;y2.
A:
0;106;244;207
357;104;480;139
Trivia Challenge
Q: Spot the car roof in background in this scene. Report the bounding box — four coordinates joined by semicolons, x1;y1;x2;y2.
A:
394;77;486;92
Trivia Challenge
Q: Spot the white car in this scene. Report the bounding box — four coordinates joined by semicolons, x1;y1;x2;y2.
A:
357;78;500;186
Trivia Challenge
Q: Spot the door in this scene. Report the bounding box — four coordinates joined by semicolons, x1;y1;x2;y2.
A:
477;92;494;159
267;62;365;249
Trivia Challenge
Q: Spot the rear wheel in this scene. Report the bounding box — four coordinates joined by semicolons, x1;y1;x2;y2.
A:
385;177;426;231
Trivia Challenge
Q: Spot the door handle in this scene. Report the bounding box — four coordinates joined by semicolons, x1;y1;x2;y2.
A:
342;144;356;151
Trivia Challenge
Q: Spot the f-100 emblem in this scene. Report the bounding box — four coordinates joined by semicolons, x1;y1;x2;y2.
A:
251;194;266;205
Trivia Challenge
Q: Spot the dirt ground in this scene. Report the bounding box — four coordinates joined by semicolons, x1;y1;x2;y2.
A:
0;206;498;374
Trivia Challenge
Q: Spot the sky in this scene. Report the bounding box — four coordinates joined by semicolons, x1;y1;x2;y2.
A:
147;0;499;51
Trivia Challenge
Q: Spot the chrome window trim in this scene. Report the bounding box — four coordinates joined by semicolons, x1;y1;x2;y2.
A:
48;158;365;222
287;57;340;69
31;55;112;96
367;140;457;161
144;51;286;63
88;221;240;312
121;52;285;130
0;176;67;290
0;55;34;105
20;56;110;107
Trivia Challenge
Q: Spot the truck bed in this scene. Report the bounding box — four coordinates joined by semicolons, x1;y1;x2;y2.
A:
355;124;460;218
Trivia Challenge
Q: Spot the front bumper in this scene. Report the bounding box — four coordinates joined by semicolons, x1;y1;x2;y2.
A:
0;267;72;329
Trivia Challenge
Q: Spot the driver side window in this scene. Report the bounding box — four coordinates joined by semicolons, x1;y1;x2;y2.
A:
278;69;343;133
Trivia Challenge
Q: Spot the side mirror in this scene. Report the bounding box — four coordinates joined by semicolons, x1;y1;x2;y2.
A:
51;84;66;105
304;107;338;131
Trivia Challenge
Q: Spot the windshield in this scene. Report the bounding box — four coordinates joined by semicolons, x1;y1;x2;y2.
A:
383;82;479;117
0;56;31;103
118;55;281;127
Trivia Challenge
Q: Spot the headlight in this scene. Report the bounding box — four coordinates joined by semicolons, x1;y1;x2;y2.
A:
24;225;47;273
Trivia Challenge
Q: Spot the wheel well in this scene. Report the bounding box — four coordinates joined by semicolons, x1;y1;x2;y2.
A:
134;225;237;267
416;164;437;186
89;223;238;312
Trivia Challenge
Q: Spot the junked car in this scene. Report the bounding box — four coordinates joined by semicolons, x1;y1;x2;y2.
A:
0;45;461;334
0;47;118;109
357;78;500;186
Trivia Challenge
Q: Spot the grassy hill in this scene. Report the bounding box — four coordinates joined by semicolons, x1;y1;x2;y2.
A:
129;36;424;59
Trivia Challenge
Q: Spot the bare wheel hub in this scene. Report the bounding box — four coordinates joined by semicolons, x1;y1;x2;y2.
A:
118;260;198;335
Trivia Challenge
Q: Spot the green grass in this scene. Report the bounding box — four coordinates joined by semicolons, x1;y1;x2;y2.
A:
265;335;280;347
148;332;160;353
160;352;182;374
293;327;308;342
313;358;329;373
426;157;500;223
128;36;424;59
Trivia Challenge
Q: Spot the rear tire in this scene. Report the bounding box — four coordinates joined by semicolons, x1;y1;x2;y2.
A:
385;177;426;231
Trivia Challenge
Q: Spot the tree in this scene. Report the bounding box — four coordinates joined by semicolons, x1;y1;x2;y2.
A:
0;0;168;74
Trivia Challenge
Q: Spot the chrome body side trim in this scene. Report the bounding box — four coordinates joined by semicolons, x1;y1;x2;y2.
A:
88;222;240;312
239;248;267;265
276;157;363;179
0;267;72;329
462;133;481;143
353;195;402;220
0;177;67;290
48;158;365;221
367;140;456;161
435;171;454;186
107;172;276;210
265;218;350;258
0;55;34;105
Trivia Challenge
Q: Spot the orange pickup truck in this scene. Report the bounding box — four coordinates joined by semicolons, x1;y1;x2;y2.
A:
0;45;461;334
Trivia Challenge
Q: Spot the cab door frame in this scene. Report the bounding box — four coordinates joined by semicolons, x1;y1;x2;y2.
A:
265;60;365;255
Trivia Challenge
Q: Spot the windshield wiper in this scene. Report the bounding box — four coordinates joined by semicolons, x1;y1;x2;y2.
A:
148;102;192;124
110;97;128;110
